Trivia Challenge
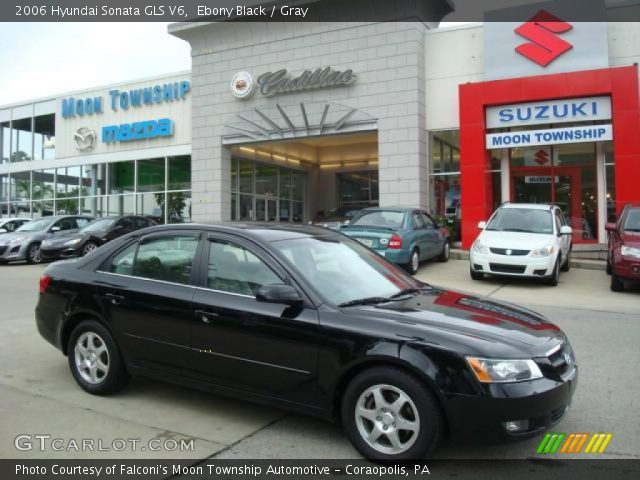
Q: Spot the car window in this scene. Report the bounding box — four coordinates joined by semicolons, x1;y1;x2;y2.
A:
134;217;150;228
412;213;425;229
109;243;137;276
75;218;91;228
4;221;17;232
554;210;565;228
351;211;405;229
132;235;198;285
554;213;562;233
624;209;640;231
54;218;76;231
207;240;283;296
115;217;134;230
421;213;435;228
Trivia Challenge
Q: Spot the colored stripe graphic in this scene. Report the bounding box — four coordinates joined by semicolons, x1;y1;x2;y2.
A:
539;433;613;454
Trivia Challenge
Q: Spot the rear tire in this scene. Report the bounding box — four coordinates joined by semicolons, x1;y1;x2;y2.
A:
545;258;560;286
405;249;420;275
341;367;443;461
610;273;624;292
470;266;483;280
67;320;129;395
438;240;450;262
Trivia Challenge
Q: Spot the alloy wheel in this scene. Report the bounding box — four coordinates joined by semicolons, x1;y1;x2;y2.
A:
74;332;110;385
28;244;43;263
83;243;98;256
444;242;450;259
354;384;420;455
411;251;419;272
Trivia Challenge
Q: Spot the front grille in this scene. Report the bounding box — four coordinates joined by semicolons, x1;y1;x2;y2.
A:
550;405;567;423
0;246;6;255
490;247;530;256
542;341;576;380
489;263;526;274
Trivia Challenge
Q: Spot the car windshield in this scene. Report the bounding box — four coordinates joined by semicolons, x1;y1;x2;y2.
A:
81;218;115;233
271;236;421;306
16;218;54;232
486;208;553;234
350;211;405;229
623;209;640;231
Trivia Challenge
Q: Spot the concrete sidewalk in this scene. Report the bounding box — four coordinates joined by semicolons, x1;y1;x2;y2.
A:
415;259;639;315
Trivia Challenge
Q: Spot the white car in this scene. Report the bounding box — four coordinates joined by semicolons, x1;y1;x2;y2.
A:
0;218;31;234
470;203;572;286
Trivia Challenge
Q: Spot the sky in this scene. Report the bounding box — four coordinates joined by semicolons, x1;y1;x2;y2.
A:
0;20;475;106
0;23;191;105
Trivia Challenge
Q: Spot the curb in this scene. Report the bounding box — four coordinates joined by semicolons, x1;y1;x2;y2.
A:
450;250;606;271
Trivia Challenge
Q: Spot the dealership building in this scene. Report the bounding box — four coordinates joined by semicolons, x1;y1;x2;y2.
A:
2;3;640;250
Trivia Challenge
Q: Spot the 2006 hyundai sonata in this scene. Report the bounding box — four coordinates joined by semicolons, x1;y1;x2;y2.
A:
36;223;577;460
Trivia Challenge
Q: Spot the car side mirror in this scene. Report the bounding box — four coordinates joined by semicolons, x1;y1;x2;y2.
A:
256;284;303;307
50;226;61;232
560;226;572;235
477;221;487;230
605;222;617;233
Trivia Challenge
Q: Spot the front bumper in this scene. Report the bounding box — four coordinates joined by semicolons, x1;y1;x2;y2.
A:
41;246;81;260
0;242;28;262
446;365;578;441
470;251;556;278
614;256;640;282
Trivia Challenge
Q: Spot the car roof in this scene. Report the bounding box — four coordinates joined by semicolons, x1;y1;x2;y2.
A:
137;222;338;242
359;207;416;213
500;203;554;211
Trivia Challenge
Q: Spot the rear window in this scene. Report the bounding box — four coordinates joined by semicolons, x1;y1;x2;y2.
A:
351;211;405;229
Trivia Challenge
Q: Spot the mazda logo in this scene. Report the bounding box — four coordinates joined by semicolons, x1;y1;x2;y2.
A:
74;127;96;151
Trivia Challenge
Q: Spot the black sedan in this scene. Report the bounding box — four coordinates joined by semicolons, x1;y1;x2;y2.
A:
36;224;577;461
40;215;157;259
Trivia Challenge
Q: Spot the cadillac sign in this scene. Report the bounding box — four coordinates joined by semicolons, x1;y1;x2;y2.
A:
243;67;356;97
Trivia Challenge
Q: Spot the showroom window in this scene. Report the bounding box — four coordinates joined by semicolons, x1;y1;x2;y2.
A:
338;171;378;206
605;141;616;222
429;130;461;242
10;117;33;163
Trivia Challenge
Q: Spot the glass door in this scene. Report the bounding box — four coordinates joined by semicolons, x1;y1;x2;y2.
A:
254;197;278;222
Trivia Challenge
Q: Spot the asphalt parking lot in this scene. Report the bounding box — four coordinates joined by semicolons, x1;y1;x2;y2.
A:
0;260;638;461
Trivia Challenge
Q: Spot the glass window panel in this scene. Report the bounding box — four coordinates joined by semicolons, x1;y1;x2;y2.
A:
32;201;53;218
108;161;134;194
33;169;55;200
11;117;32;162
133;236;198;285
339;172;370;203
55;198;79;215
279;169;291;200
230;158;238;193
107;195;135;216
168;155;191;191
138;158;165;193
292;201;303;223
555;142;595;167
291;171;304;202
56;166;81;198
168;191;191;224
604;141;614;165
239;159;253;193
0;173;8;202
33;114;55;161
1;121;10;165
606;164;616;222
431;137;442;174
12;171;31;201
137;193;164;220
255;164;278;196
80;196;106;218
370;171;379;202
81;164;106;197
239;194;253;221
279;199;290;222
231;193;238;220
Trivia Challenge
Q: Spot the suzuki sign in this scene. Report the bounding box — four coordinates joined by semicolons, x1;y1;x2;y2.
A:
514;10;573;66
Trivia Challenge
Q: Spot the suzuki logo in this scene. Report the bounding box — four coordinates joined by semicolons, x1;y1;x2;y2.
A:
506;249;513;256
534;149;550;166
74;127;96;151
515;10;573;67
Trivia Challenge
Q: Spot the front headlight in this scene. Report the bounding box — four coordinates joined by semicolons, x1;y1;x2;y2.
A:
63;238;82;247
621;245;640;259
466;356;543;383
472;240;489;254
530;244;555;257
9;236;27;245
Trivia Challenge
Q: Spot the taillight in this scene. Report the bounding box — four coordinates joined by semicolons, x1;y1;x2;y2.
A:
39;275;52;294
388;234;403;249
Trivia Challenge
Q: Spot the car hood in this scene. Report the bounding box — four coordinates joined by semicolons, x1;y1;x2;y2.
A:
478;230;555;249
344;287;565;358
622;231;640;247
42;232;88;247
0;231;44;245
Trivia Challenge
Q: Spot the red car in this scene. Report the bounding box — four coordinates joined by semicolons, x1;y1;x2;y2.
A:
606;203;640;291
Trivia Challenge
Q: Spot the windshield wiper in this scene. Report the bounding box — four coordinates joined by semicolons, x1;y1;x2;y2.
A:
502;228;537;233
338;297;391;308
388;288;423;299
625;228;640;232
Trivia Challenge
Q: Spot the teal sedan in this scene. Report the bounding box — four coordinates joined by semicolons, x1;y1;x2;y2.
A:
340;207;450;274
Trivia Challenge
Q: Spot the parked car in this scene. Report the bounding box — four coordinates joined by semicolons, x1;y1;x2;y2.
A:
0;217;31;234
606;203;640;291
41;215;157;260
0;215;93;264
36;223;576;461
340;207;450;274
314;206;365;230
470;203;572;286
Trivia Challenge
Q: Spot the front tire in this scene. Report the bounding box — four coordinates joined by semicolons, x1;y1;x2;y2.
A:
560;247;571;272
67;320;129;395
470;266;483;280
26;242;43;264
545;258;560;286
405;249;420;275
438;240;450;262
81;241;98;257
606;252;612;275
341;367;442;461
610;273;624;292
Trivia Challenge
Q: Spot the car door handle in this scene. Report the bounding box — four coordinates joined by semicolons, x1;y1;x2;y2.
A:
195;310;219;323
104;293;125;306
